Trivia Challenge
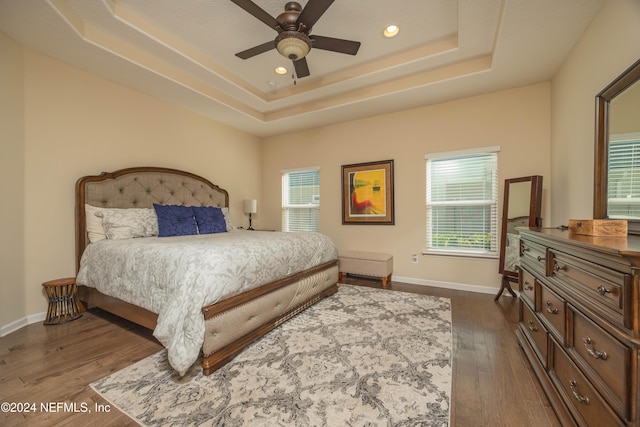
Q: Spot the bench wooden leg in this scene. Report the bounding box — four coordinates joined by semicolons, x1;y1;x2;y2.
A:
382;274;391;287
338;272;343;281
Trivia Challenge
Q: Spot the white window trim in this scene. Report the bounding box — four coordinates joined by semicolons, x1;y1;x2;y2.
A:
281;166;321;174
281;167;321;232
608;133;640;219
610;132;640;141
424;146;500;258
424;145;501;160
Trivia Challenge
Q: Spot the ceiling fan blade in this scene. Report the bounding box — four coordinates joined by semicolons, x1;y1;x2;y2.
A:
235;40;276;59
310;35;360;55
230;0;283;32
294;58;310;78
296;0;335;30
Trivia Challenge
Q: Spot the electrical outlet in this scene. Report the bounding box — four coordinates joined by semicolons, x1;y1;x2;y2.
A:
412;254;418;263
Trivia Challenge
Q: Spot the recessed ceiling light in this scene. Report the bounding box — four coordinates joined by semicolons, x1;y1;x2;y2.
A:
274;66;288;75
384;25;399;38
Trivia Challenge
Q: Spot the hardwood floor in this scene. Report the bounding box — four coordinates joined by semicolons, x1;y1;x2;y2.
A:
0;277;560;426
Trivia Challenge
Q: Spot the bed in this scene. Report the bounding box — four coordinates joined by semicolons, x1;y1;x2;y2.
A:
75;166;339;376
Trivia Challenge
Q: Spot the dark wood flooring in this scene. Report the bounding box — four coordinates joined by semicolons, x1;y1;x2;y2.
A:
0;277;560;426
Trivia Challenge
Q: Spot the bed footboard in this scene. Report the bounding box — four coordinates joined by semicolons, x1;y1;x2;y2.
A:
201;262;339;375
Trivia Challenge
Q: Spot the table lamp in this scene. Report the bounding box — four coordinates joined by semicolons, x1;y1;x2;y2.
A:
243;199;257;230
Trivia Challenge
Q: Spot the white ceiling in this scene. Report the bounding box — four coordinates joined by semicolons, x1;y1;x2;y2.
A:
0;0;603;137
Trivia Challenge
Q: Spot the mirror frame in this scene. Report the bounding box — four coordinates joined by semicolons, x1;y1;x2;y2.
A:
594;57;640;233
498;175;543;278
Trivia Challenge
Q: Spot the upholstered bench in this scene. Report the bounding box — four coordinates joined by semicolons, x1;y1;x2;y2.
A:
338;251;393;287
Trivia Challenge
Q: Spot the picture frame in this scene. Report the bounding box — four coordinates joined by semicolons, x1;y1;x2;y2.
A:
341;159;395;225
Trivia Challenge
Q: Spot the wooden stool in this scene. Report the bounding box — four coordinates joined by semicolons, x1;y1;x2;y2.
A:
42;277;82;325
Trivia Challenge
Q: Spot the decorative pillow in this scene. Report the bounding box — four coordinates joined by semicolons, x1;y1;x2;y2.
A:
221;207;234;231
97;208;159;240
506;232;521;247
192;206;227;234
85;204;107;243
153;204;198;237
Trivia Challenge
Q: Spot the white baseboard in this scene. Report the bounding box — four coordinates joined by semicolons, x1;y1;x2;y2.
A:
0;312;46;337
392;275;515;297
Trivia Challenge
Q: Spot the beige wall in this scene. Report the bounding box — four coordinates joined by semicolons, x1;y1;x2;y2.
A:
550;0;640;224
1;46;262;332
4;0;639;331
262;83;552;290
0;33;26;328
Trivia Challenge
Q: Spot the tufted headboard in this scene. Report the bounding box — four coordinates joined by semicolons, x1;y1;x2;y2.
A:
75;166;229;271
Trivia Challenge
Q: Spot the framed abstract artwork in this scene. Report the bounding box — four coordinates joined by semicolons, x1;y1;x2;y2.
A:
341;159;395;225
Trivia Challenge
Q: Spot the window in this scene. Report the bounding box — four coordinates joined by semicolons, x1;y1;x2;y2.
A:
608;135;640;219
282;168;320;232
425;147;499;256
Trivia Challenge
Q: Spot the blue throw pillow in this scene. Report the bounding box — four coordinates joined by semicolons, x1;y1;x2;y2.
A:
153;204;198;237
193;206;227;234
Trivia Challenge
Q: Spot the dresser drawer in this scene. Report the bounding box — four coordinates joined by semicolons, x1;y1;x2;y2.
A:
549;250;628;321
521;301;547;366
539;282;566;342
570;307;631;420
521;239;547;272
519;267;536;305
550;338;624;427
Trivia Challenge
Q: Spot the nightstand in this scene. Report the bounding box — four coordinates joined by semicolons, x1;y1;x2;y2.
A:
42;277;82;325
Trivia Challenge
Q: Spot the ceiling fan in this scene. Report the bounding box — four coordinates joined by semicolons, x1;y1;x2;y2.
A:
231;0;361;78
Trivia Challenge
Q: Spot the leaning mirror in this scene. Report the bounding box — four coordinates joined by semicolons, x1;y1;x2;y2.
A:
495;175;542;300
594;58;640;234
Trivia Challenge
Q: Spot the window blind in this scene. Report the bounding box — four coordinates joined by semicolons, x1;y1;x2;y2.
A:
282;169;320;232
608;138;640;219
426;152;498;254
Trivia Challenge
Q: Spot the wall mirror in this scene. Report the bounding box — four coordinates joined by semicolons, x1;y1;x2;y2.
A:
594;58;640;234
495;175;543;300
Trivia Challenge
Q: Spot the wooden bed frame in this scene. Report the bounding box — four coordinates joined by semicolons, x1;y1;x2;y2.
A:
75;166;339;375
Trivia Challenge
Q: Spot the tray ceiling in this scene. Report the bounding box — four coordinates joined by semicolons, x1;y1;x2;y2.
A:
0;0;603;136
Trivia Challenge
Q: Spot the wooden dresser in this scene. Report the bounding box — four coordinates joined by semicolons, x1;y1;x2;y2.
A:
516;227;640;426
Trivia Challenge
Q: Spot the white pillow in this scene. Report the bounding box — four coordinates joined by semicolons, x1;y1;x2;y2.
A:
85;204;107;243
221;207;234;231
507;233;521;247
96;208;159;240
85;204;159;242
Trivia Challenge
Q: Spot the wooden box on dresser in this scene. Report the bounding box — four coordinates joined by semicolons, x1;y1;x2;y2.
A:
516;227;640;427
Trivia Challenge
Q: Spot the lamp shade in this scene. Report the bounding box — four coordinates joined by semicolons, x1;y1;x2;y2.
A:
243;199;257;214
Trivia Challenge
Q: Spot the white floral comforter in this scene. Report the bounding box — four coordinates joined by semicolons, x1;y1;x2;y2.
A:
76;230;338;375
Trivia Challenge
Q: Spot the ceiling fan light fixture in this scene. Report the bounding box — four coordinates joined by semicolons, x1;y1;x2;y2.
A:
275;31;311;60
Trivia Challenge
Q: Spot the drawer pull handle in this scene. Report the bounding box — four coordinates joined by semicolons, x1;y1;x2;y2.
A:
524;280;534;291
545;300;558;314
528;320;538;332
537;256;545;262
553;262;566;272
596;285;612;296
583;337;608;360
569;380;590;405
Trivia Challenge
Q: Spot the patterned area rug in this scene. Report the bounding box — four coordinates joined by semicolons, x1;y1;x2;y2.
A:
91;285;452;426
